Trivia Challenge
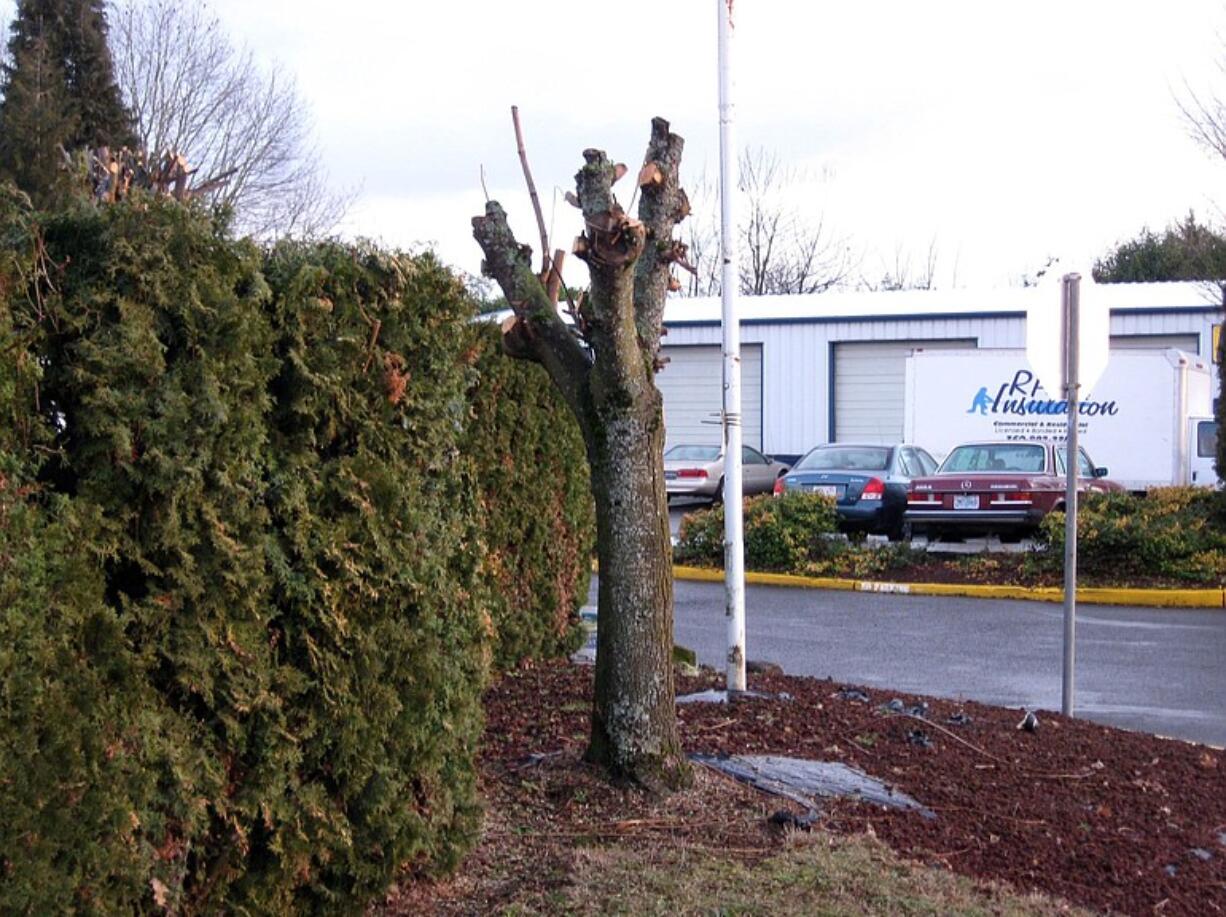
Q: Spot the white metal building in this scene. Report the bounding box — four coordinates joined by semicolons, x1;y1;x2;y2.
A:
658;281;1221;459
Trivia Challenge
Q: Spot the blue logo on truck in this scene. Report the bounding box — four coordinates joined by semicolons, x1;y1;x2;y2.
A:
967;387;992;415
968;370;1119;417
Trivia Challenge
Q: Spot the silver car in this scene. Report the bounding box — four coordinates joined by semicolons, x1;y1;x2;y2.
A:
664;444;790;502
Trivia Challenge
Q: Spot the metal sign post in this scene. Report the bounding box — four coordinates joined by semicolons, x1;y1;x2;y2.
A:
1061;273;1080;717
717;0;746;694
1027;267;1107;719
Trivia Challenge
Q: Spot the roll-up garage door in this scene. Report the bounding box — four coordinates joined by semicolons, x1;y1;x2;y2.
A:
658;344;763;450
1109;334;1199;353
834;340;974;443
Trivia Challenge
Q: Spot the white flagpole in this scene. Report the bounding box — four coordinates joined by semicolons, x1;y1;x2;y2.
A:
717;0;746;693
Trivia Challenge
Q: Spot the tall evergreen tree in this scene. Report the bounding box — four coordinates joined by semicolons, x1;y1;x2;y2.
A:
0;29;76;198
1092;213;1226;283
0;0;135;203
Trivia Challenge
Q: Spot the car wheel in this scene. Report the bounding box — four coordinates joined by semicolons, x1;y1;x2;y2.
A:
711;477;725;506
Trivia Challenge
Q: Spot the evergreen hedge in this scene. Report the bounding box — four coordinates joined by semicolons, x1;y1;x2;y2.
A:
464;324;593;666
0;193;594;912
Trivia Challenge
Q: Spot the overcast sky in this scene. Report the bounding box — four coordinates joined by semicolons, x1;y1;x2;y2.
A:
9;1;1226;289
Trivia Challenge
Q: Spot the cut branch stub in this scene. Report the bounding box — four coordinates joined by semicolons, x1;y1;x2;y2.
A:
575;210;646;270
637;162;665;189
472;202;543;318
672;187;691;223
573;148;647;267
577;149;618;219
631;117;687;368
473;199;594;422
660;238;697;275
500;314;536;361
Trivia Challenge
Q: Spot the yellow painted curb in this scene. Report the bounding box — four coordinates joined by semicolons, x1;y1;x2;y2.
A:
742;571;859;591
673;566;857;591
1075;587;1224;609
669;565;1225;609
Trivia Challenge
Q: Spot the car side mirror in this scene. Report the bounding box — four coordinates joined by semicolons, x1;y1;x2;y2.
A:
1093;466;1109;478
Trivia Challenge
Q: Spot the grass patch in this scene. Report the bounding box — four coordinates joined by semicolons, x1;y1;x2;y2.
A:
549;834;1083;916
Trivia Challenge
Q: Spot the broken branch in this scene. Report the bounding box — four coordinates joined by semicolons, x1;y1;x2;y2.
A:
511;105;551;278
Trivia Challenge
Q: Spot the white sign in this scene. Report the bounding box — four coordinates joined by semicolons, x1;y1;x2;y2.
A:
1025;271;1109;394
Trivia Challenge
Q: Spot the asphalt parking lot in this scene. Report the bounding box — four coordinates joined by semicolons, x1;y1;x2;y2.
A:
586;575;1226;747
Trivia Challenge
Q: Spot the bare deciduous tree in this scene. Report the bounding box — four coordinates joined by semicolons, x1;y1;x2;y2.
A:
858;238;941;291
473;117;690;791
685;147;853;296
109;0;347;237
1180;55;1226;170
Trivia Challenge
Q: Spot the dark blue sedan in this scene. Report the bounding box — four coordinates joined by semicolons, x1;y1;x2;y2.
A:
774;443;939;539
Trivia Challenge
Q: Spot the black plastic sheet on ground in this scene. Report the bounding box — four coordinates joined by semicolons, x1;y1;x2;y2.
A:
692;753;935;820
676;688;783;705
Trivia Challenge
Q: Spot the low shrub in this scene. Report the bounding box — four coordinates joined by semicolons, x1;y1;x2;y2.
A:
675;492;839;571
1034;486;1226;584
807;540;931;580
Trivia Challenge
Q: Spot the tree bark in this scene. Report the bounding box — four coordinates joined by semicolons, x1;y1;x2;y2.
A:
472;118;691;790
583;386;685;788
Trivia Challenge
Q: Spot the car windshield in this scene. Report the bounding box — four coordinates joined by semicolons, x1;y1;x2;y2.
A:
794;446;890;472
939;444;1046;474
665;445;721;461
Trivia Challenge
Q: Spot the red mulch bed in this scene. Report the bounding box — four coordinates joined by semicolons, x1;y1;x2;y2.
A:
385;661;1226;916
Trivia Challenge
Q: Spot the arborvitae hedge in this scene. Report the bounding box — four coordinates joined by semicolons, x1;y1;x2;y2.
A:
259;240;487;907
465;324;593;666
2;195;160;909
0;192;595;912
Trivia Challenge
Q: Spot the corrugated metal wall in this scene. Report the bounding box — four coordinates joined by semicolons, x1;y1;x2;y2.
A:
663;306;1218;456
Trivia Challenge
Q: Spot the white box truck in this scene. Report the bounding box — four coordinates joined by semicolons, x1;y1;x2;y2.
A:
902;348;1218;491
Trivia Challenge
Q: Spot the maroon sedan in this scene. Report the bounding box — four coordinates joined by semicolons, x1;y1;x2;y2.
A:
904;440;1123;539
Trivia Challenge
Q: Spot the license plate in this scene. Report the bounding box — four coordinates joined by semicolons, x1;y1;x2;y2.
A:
814;485;840;498
953;494;979;510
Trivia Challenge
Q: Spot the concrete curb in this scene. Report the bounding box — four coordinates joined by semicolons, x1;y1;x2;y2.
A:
671;565;1226;609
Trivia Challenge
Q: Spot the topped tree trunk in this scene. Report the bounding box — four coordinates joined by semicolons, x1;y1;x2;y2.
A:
473;117;692;790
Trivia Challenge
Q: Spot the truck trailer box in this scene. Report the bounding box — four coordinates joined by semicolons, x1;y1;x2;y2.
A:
902;348;1215;491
